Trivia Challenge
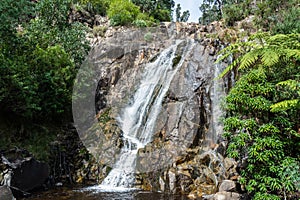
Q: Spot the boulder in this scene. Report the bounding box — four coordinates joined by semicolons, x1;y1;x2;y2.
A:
218;180;236;192
1;148;49;196
0;186;15;200
214;192;240;200
10;157;49;192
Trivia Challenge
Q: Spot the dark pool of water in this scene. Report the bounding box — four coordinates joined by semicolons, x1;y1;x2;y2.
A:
21;187;190;200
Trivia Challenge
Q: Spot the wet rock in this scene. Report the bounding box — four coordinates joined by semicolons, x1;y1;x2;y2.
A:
0;186;15;200
0;149;49;196
168;169;177;193
218;180;236;192
213;191;240;200
159;176;166;191
10;158;49;192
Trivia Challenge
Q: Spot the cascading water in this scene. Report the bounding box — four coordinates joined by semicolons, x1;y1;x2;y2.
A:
100;40;193;189
208;55;227;143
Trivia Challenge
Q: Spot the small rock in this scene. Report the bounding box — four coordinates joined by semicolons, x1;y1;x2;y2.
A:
213;191;240;200
224;157;236;171
168;169;176;193
55;182;63;187
219;180;236;192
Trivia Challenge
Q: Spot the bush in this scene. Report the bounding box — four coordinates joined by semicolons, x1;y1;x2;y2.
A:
222;4;245;26
133;19;148;27
271;7;300;34
107;0;140;26
133;13;156;27
151;9;172;22
78;0;110;16
92;25;108;37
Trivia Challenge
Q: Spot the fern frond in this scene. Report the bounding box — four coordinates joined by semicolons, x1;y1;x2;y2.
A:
270;99;299;112
239;48;262;69
261;48;280;67
215;51;234;63
277;80;299;91
284;49;300;61
218;57;241;78
249;32;270;43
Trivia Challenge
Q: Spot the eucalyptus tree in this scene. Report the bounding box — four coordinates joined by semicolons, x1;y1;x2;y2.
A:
175;4;190;22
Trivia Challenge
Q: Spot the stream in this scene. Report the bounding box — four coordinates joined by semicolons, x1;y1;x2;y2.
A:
21;187;190;200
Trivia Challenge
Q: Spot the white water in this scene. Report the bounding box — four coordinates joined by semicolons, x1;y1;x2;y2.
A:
209;55;227;143
100;40;193;189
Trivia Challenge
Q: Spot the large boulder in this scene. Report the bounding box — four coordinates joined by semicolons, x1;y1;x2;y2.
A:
1;148;49;196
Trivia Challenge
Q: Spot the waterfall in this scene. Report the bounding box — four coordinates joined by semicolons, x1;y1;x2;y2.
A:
100;40;193;189
208;55;227;143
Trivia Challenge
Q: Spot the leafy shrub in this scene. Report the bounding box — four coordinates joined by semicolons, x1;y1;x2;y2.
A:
271;7;300;34
93;25;108;37
107;0;140;26
77;0;110;16
133;19;148;28
151;9;171;22
222;4;245;26
144;32;153;42
0;0;90;121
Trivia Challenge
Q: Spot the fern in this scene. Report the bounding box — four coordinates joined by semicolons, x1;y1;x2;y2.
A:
277;80;299;90
216;33;300;77
217;57;241;78
239;48;262;69
271;99;299;112
271;80;300;112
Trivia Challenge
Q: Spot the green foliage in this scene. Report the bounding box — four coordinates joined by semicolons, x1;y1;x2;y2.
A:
107;0;140;26
0;0;33;55
77;0;110;16
132;0;174;22
219;32;300;199
199;0;222;25
27;0;90;65
247;0;298;31
133;13;156;27
271;7;300;34
92;25;108;37
0;0;90;121
144;32;153;42
36;0;71;28
198;0;298;32
222;3;246;26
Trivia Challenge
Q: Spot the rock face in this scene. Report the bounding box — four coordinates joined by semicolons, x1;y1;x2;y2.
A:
73;22;239;198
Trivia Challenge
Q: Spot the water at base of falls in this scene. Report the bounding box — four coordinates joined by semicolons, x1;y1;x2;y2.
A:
99;40;193;190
